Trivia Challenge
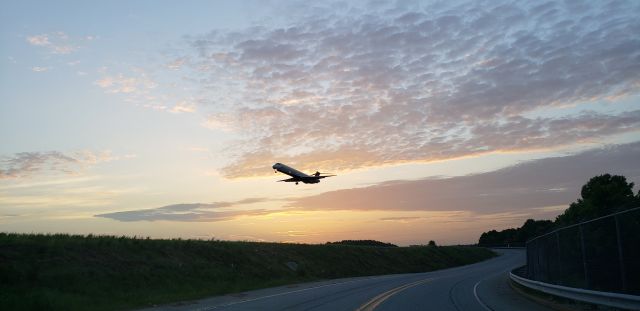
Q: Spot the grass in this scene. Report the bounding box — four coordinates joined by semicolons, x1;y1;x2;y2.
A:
0;233;496;310
509;279;602;311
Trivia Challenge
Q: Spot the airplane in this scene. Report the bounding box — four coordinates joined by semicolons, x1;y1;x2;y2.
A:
272;163;336;185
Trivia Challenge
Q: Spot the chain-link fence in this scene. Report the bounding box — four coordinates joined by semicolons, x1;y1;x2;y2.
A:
525;207;640;295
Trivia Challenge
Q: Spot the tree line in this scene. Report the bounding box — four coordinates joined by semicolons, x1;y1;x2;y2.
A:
478;174;640;246
326;239;398;247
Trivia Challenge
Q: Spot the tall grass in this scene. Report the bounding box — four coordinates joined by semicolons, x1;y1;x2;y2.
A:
0;233;495;310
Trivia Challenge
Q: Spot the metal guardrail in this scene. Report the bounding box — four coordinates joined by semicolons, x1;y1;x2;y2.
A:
510;268;640;310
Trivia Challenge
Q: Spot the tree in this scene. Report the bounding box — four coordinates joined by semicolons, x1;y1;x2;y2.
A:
517;219;554;242
326;240;398;247
478;228;517;246
479;174;639;245
555;174;639;226
427;240;437;247
478;219;554;246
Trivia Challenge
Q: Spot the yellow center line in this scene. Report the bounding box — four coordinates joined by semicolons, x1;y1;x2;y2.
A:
355;278;435;311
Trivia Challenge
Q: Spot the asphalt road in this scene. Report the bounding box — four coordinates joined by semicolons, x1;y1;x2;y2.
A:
142;249;552;311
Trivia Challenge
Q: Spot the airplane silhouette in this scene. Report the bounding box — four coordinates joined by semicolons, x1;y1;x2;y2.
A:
272;163;336;185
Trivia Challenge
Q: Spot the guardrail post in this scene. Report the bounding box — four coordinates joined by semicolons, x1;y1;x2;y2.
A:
614;215;627;292
526;241;532;278
555;231;562;285
579;224;590;289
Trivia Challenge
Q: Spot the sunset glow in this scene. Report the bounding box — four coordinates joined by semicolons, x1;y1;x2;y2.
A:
1;0;639;245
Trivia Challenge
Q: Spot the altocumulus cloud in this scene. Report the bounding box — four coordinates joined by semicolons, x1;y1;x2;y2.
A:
171;0;640;178
0;150;116;179
25;31;94;55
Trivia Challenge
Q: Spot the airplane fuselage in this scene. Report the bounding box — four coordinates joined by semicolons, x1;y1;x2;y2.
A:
272;163;330;184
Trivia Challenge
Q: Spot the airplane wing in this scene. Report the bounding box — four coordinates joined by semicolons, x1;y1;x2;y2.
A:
315;175;336;179
278;178;299;182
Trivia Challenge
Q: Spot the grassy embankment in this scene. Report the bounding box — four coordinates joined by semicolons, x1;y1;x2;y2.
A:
0;233;496;310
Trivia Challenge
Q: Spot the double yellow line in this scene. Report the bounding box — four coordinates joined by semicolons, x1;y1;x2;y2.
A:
356;278;434;311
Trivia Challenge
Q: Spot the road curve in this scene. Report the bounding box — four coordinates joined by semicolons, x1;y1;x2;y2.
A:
141;249;552;311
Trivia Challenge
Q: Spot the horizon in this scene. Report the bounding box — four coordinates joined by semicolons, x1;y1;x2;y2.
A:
1;0;639;246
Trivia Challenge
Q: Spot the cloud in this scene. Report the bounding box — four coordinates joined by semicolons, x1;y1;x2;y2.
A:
170;100;196;113
26;34;50;46
94;72;157;94
172;0;640;178
288;142;640;214
0;176;99;190
166;57;187;70
379;216;423;223
25;32;82;54
95;197;280;222
97;142;640;223
31;66;50;72
94;68;196;113
0;150;116;179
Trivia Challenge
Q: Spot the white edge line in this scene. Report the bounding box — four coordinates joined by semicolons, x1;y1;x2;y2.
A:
473;280;493;311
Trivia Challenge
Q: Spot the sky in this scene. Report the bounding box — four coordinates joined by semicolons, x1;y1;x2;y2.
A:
1;0;639;245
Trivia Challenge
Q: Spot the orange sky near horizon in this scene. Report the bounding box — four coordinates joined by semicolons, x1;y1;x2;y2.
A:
1;0;640;245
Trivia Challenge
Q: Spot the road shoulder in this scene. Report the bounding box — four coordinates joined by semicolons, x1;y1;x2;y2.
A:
477;271;554;311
